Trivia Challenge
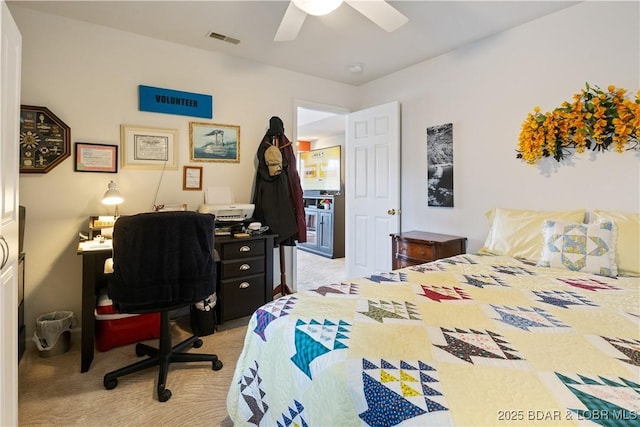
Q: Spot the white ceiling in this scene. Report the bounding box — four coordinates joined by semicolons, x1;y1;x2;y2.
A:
8;0;578;140
10;1;578;86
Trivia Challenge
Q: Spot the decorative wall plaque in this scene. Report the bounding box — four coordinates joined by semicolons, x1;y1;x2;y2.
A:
19;105;71;173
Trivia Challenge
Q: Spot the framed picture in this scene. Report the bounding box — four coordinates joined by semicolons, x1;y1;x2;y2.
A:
427;123;454;207
20;105;71;174
74;142;118;173
189;122;240;163
121;125;178;169
183;165;203;191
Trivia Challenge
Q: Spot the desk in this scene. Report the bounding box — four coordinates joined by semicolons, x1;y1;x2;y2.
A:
77;241;112;373
77;234;277;372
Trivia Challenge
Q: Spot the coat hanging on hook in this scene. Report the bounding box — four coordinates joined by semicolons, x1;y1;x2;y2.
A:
252;116;306;246
252;116;306;297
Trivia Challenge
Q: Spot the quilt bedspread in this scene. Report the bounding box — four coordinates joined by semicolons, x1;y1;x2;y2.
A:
226;254;640;426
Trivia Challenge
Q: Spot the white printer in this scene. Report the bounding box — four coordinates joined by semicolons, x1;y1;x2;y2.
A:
198;186;254;222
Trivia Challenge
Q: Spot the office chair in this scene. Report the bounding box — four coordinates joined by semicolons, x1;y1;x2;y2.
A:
103;211;223;402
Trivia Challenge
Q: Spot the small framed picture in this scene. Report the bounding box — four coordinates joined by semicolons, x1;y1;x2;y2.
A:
121;124;178;169
74;142;118;173
183;165;203;191
189;122;240;163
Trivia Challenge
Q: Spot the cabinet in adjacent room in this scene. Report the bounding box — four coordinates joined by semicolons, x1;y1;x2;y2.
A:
298;194;344;259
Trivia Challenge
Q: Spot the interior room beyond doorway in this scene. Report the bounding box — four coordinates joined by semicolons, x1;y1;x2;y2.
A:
295;104;347;290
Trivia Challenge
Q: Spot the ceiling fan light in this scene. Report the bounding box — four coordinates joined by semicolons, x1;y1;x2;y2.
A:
293;0;343;16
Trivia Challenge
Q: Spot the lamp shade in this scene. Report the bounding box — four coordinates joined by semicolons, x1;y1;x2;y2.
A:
292;0;343;16
102;181;123;205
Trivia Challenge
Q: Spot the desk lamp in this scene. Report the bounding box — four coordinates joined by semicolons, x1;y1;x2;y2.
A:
102;180;123;218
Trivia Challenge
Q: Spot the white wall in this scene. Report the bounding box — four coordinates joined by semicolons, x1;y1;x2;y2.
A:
11;2;640;340
10;6;360;339
361;1;639;252
312;133;345;151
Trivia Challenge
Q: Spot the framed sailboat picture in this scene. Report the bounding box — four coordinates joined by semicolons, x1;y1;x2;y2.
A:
189;122;240;163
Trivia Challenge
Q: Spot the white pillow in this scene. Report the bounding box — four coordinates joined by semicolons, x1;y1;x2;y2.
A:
479;208;586;262
592;209;639;275
538;219;618;277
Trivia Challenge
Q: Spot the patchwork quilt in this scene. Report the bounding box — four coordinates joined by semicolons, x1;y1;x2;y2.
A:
226;254;640;426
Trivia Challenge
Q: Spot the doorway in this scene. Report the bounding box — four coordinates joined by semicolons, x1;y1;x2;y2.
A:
293;101;348;290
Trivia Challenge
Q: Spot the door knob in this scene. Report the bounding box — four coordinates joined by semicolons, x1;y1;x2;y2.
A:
387;208;396;215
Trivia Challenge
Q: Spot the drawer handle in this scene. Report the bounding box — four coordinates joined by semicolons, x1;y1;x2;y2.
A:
239;263;251;271
239;282;250;289
239;245;251;252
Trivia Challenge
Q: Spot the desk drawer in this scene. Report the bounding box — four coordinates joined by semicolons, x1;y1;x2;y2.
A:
395;241;435;262
220;240;265;260
220;256;264;279
219;274;265;321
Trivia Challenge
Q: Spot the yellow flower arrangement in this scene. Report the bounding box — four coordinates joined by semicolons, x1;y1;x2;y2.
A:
517;83;640;165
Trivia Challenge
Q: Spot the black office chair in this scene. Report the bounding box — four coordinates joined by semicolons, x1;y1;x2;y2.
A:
103;211;223;402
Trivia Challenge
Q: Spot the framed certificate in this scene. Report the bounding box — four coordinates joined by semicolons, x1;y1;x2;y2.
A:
75;142;118;173
183;165;203;191
121;124;178;169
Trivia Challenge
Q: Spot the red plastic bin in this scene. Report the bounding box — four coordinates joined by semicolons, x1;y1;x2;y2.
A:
95;311;161;352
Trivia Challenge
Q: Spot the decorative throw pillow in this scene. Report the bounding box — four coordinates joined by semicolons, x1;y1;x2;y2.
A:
479;208;586;262
538;219;618;277
592;209;639;275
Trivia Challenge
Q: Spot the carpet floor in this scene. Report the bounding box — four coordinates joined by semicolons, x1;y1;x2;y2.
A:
18;249;345;426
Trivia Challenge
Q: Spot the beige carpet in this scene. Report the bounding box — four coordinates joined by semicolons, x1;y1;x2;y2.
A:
295;247;346;291
18;250;345;426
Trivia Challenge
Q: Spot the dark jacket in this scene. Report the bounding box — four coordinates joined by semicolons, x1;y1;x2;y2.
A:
252;136;298;245
280;135;306;243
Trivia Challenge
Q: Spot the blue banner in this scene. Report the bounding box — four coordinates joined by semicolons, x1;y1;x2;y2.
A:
138;85;212;119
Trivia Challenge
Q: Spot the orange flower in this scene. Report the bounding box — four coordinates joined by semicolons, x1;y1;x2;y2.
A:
517;83;639;164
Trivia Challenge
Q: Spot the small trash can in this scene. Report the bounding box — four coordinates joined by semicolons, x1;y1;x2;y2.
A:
33;311;76;358
190;293;217;337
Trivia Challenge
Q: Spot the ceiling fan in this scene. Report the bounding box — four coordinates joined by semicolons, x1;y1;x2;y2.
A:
274;0;408;41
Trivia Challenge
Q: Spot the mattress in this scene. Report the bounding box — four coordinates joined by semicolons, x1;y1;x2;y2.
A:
227;254;640;426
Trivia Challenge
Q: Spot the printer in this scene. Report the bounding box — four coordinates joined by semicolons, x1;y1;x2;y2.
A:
198;187;254;234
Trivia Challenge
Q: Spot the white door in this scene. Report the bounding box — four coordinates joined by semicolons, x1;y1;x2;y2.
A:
345;101;400;278
0;1;21;424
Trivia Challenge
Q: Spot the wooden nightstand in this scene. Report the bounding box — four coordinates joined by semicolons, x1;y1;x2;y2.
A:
390;231;467;269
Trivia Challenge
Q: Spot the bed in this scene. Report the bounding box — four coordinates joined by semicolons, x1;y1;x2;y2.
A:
227;209;640;426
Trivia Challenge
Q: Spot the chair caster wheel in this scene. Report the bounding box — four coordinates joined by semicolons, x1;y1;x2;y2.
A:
193;339;203;348
104;378;118;390
135;344;146;357
158;388;172;402
212;359;223;371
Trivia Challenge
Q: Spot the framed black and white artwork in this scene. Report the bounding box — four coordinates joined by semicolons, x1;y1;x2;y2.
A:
427;123;454;207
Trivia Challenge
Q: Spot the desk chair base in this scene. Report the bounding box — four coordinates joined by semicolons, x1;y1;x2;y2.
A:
103;310;223;402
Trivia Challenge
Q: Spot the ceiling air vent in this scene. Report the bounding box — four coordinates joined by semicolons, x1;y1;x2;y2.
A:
208;31;240;45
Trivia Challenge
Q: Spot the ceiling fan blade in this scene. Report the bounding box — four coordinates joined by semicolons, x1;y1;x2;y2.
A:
274;2;307;41
345;0;408;33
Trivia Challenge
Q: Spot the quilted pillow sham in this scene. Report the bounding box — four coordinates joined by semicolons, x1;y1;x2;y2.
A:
592;209;639;275
538;219;618;277
479;208;586;262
